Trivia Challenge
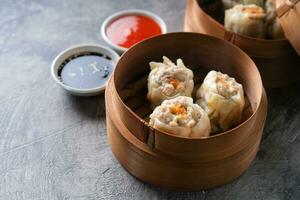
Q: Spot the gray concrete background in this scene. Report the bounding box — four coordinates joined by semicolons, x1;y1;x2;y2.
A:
0;0;299;199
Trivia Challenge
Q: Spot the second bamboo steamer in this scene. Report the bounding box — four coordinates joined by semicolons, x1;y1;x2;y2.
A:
184;0;300;88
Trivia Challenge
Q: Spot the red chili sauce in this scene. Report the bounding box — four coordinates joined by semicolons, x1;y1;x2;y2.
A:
106;15;162;48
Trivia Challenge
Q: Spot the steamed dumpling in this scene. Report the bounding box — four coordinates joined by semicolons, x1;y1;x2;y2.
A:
196;71;245;133
225;4;266;38
149;96;211;138
265;0;284;39
147;56;194;109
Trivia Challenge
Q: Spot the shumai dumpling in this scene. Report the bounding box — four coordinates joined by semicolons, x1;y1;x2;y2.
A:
225;4;266;38
147;56;194;109
196;71;245;133
149;96;211;138
265;0;285;39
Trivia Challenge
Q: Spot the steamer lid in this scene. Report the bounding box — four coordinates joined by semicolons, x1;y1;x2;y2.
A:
276;0;300;55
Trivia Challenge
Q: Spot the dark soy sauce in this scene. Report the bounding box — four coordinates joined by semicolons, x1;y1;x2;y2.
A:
58;52;113;89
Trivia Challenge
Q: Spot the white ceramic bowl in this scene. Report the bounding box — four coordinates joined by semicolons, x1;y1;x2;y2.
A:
51;44;120;96
101;9;167;54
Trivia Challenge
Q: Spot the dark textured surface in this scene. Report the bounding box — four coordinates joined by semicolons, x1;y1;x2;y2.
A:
0;0;299;199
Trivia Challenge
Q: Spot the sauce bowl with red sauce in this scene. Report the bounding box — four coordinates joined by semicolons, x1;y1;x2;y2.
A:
101;10;167;54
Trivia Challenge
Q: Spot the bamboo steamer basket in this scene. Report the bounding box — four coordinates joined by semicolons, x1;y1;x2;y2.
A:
105;32;268;190
184;0;300;88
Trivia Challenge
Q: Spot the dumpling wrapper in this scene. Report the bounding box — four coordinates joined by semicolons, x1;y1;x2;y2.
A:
196;71;245;133
225;4;266;38
241;0;264;7
149;96;211;138
147;56;194;109
222;0;264;9
265;0;285;39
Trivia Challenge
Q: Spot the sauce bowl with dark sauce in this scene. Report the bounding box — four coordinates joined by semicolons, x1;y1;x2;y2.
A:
51;44;119;96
